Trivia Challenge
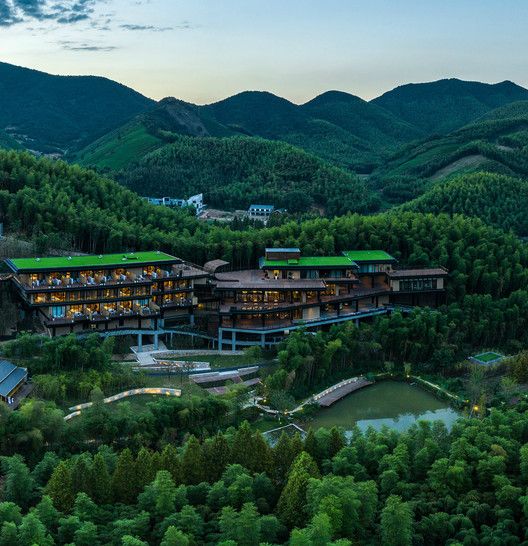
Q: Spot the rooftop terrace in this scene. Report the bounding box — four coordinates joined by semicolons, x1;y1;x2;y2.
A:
261;256;357;268
7;251;180;273
342;250;395;262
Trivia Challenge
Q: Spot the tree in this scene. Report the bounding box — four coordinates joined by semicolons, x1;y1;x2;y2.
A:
121;536;149;546
33;495;59;531
89;452;112;504
74;521;99;546
18;513;53;546
277;452;320;528
160;444;182;484
111;448;137;504
1;456;35;510
45;460;75;513
73;492;98;522
237;502;261;546
181;436;205;485
380;495;413;546
161;526;190;546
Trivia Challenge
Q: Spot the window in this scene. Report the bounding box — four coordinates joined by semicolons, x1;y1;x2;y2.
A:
51;306;65;318
400;278;438;291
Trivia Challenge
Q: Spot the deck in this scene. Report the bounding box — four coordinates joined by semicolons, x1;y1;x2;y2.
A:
314;377;373;407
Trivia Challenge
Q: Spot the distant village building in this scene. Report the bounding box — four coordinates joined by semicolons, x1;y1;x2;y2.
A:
145;193;205;216
0;359;28;404
247;204;275;223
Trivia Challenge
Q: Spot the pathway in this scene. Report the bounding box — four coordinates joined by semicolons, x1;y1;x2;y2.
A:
64;387;182;420
255;375;372;415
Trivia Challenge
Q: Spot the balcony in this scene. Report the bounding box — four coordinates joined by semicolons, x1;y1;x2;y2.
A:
17;273;152;292
44;303;160;326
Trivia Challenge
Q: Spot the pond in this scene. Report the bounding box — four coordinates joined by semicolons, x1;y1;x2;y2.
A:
306;381;460;434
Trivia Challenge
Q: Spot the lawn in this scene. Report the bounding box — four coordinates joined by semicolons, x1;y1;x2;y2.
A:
160;353;273;369
471;351;504;365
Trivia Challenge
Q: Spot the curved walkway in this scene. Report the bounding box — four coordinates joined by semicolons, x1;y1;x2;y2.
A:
256;376;371;415
64;387;181;421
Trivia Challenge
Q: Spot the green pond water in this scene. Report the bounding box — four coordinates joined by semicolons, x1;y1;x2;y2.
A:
307;381;460;434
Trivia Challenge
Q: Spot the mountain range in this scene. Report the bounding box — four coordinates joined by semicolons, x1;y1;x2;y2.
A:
2;61;528;172
3;61;528;216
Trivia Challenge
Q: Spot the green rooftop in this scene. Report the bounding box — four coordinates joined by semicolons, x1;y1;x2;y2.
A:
342;250;395;262
7;251;180;272
261;256;357;268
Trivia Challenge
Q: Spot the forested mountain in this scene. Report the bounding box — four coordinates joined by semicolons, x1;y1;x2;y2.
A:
118;135;380;215
78;90;390;172
73;98;236;170
372;102;528;204
201;91;384;170
0;62;154;154
373;78;528;135
402;172;528;235
301;90;421;149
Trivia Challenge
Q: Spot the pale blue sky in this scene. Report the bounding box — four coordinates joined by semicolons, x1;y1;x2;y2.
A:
1;0;527;103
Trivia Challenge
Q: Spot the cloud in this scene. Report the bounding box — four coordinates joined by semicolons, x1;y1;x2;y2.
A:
59;39;117;51
120;23;172;32
119;20;194;32
0;0;101;26
0;1;21;25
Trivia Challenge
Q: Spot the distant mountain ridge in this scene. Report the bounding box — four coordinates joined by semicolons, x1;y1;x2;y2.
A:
373;78;528;134
2;61;528;177
0;61;154;154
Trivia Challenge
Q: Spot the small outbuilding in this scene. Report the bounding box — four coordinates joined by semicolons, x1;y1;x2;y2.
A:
0;359;28;404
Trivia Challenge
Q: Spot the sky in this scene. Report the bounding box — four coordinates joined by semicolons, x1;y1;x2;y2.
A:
1;0;528;104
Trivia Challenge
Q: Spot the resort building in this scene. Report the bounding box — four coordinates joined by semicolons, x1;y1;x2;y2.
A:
213;248;447;350
4;247;448;350
5;251;208;337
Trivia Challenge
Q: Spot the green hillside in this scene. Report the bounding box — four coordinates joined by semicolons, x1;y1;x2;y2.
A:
74;98;238;170
302;90;422;149
372;103;528;204
201;91;383;171
73;121;163;171
0;61;154;154
118;134;380;215
373;78;528;135
401;172;528;235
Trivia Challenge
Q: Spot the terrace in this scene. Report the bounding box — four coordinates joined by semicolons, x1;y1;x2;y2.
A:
215;269;327;291
44;301;160;326
220;299;388;330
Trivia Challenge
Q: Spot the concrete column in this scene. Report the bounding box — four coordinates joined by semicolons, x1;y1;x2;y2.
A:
189;313;195;326
355;319;359;328
218;328;223;351
231;331;236;352
154;332;159;350
261;333;266;348
137;333;143;352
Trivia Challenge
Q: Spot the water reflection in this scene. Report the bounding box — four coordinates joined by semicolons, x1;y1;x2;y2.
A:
306;381;460;433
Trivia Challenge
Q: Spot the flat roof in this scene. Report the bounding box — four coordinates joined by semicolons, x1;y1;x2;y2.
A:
250;204;274;209
261;256;357;268
342;250;395;263
6;251;181;273
389;268;447;278
265;247;300;253
215;270;325;290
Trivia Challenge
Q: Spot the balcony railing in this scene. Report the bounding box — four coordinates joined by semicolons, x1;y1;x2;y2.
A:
45;305;160;326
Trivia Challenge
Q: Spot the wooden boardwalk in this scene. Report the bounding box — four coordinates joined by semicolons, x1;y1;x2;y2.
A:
315;377;373;407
